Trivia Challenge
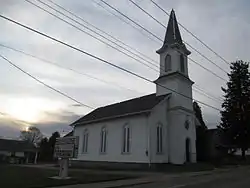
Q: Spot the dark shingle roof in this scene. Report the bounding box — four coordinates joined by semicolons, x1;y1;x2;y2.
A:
156;9;190;55
72;93;169;126
164;9;183;45
0;139;37;152
64;131;73;137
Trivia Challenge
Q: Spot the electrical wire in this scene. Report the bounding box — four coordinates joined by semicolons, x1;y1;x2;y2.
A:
0;14;221;111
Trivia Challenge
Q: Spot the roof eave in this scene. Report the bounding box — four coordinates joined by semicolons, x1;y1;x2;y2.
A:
156;43;191;55
73;110;151;127
154;72;194;84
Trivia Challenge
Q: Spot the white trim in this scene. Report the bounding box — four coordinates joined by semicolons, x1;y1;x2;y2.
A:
146;114;151;167
72;110;150;126
156;123;163;154
168;106;194;114
100;126;107;154
122;123;131;154
82;129;89;153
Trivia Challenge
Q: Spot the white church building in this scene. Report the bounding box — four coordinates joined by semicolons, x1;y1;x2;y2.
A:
71;10;197;168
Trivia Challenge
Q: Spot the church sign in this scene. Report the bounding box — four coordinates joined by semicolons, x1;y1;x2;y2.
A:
53;136;79;179
54;136;79;158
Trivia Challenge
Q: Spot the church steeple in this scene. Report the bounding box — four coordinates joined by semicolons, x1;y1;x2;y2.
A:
164;9;183;45
155;9;194;97
157;9;190;55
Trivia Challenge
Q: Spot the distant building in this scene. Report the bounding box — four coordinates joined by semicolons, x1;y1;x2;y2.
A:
205;129;226;161
205;129;250;159
71;9;197;168
0;138;38;164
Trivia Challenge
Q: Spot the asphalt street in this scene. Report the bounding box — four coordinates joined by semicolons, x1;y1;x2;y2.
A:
123;166;250;188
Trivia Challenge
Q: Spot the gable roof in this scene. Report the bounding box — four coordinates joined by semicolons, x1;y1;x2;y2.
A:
72;93;170;126
0;139;37;152
64;131;73;137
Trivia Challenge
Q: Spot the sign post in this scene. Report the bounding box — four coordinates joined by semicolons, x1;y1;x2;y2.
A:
53;136;79;179
59;158;69;179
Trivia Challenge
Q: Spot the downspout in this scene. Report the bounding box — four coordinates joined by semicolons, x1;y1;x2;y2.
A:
146;113;151;168
166;95;171;163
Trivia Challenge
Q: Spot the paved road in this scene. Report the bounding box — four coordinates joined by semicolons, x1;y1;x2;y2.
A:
123;166;250;188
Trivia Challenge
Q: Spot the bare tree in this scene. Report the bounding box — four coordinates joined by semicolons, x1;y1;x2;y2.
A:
20;126;43;146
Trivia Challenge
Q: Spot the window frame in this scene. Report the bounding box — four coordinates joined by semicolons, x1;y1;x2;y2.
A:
180;54;185;73
100;126;107;154
165;54;172;72
122;124;131;154
82;129;89;153
156;123;163;154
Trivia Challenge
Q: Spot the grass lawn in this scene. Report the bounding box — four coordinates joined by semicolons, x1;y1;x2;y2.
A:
0;165;132;188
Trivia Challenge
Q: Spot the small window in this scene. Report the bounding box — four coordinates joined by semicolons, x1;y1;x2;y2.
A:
156;124;163;153
165;54;171;72
82;129;88;153
100;127;107;153
122;125;131;153
180;54;185;73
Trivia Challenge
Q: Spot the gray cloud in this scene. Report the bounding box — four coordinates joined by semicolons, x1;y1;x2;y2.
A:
0;109;80;138
33;110;80;137
0;0;249;137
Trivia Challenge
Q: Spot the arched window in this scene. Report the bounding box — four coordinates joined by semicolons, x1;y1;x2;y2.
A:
122;124;131;153
180;54;185;73
156;123;163;153
165;54;171;72
100;127;107;153
82;129;89;153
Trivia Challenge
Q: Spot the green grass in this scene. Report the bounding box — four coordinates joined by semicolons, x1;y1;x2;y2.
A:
0;165;131;188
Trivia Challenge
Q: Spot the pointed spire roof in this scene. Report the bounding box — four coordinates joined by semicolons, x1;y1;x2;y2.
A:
164;9;183;45
157;9;190;55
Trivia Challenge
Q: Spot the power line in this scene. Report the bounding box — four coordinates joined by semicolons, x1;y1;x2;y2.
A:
193;86;222;103
99;0;162;42
20;0;224;104
0;43;143;95
92;0;160;44
90;1;225;101
92;1;225;102
189;57;226;82
27;0;224;102
1;43;222;108
47;0;158;65
194;84;224;101
149;0;230;66
0;14;221;111
128;0;228;74
26;0;159;72
0;53;94;109
95;0;227;82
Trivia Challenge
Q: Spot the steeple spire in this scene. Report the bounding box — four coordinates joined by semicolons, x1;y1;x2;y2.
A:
164;9;183;45
157;9;190;55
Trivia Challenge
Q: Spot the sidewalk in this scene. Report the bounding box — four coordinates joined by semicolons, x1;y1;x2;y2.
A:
47;176;162;188
22;164;248;188
15;164;162;177
47;168;235;188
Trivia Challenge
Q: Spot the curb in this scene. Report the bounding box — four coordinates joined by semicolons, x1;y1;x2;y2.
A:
105;181;154;188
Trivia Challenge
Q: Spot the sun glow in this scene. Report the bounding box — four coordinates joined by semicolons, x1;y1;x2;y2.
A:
3;97;65;123
25;126;30;132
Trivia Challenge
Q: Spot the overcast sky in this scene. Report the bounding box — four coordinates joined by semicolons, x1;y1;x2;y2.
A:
0;0;249;138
